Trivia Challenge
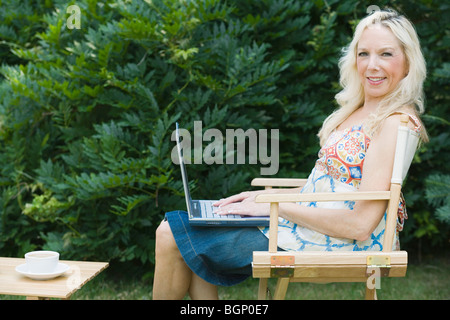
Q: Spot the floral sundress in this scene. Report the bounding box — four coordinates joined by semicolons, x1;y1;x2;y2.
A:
260;114;421;252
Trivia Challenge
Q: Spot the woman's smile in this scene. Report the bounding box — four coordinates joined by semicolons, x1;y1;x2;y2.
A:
366;76;386;85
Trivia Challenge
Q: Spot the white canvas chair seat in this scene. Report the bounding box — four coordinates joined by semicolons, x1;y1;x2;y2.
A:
251;115;418;300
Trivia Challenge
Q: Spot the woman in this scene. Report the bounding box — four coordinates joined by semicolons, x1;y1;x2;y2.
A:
153;9;428;299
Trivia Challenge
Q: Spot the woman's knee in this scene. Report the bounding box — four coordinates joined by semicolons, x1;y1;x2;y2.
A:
155;220;178;254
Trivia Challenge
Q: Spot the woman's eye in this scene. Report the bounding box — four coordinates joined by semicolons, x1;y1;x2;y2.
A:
382;52;393;57
358;52;368;57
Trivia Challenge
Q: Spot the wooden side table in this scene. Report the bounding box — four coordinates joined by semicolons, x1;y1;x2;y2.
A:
0;257;109;299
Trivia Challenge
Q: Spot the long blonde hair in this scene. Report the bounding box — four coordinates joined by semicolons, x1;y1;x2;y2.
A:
318;9;428;145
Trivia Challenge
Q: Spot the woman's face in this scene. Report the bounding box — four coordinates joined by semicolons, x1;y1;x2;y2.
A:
357;24;408;105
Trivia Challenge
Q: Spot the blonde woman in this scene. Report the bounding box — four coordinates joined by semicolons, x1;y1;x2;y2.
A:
153;9;428;299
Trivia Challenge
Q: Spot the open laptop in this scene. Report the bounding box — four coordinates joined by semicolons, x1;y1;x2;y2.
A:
175;123;270;227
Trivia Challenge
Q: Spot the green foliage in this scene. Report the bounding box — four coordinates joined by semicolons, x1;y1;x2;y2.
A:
0;0;448;271
425;174;450;224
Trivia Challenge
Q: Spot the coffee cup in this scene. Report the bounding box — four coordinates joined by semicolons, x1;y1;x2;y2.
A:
25;251;59;274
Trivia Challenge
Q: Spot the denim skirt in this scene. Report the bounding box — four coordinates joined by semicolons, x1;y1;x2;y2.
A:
164;210;273;287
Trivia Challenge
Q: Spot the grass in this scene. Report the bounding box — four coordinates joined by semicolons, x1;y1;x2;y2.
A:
73;256;450;300
2;256;448;300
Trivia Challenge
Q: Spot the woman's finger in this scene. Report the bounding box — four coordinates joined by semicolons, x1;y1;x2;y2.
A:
213;192;249;207
214;201;269;217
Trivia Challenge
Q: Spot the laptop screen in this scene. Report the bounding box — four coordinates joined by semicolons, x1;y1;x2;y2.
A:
176;123;193;215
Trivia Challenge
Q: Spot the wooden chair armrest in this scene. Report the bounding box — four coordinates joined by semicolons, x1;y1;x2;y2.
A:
255;191;391;203
257;191;391;253
253;250;407;265
251;178;307;188
252;251;408;279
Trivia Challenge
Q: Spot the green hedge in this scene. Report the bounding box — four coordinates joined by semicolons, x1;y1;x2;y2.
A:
0;0;448;271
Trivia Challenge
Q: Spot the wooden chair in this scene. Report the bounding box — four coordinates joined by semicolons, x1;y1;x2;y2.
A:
252;115;418;300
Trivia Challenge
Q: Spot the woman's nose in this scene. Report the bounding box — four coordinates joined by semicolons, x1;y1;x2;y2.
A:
367;55;380;71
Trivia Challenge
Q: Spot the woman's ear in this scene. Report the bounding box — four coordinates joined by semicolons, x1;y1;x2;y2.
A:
404;55;410;77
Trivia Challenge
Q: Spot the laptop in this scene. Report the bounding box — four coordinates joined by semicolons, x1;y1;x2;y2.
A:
175;123;270;227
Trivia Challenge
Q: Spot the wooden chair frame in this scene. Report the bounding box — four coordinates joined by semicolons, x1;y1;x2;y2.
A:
252;115;417;300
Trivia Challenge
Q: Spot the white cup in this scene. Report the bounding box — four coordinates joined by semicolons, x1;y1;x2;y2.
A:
25;251;59;274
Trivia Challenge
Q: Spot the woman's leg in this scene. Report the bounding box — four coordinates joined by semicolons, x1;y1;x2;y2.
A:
189;273;219;300
152;220;218;299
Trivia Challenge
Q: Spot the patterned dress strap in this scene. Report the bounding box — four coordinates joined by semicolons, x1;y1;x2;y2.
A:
390;111;422;133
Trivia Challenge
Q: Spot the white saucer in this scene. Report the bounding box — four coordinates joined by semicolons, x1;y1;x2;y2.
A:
16;263;70;280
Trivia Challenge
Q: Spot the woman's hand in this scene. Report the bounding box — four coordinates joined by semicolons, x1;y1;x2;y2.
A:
212;191;270;217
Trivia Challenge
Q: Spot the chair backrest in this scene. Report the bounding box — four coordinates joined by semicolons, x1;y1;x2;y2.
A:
391;115;420;184
383;114;420;251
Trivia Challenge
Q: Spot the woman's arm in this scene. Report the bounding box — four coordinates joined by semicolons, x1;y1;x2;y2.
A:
215;114;404;241
278;114;402;241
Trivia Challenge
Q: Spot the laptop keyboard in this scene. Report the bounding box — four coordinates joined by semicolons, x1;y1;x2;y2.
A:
189;200;269;226
201;201;240;219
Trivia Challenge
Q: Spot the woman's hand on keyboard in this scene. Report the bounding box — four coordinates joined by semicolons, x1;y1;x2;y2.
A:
212;191;270;216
